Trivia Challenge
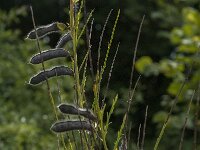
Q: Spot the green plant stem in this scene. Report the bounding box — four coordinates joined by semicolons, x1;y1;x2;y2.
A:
70;0;82;107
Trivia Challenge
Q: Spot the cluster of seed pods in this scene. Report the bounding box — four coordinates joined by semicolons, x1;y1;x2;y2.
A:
27;22;96;133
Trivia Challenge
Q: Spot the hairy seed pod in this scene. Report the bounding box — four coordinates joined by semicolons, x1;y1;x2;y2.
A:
51;120;93;133
58;103;97;121
29;66;73;85
26;22;65;40
56;32;72;48
30;48;70;64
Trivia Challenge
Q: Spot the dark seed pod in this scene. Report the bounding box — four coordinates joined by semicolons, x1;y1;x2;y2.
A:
56;32;72;48
26;22;65;40
58;103;97;121
30;48;70;64
29;66;73;85
51;120;93;133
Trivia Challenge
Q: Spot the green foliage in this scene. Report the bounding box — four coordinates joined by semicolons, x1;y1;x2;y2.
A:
136;2;200;149
1;0;200;149
0;7;74;149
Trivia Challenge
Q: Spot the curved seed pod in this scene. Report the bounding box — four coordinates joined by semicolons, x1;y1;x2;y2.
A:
58;103;97;121
51;120;93;133
30;48;70;64
29;66;73;85
56;32;72;48
26;22;66;40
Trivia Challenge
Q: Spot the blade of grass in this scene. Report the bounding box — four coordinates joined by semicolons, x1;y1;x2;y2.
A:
113;114;127;150
77;9;94;43
105;95;118;131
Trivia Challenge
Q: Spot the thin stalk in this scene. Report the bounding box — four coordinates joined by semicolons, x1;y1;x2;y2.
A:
30;6;67;149
122;75;141;150
179;90;195;150
141;105;148;150
94;10;120;150
154;64;193;150
137;124;142;150
82;18;100;149
70;1;86;149
97;9;113;72
123;15;145;149
102;42;120;107
30;7;58;119
83;0;94;79
96;10;120;113
128;15;145;99
55;76;77;150
127;122;132;150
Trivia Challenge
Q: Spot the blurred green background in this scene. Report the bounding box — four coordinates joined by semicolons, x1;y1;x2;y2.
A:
0;0;200;149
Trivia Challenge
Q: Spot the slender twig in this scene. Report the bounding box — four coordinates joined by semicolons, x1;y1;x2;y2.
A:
179;90;195;150
128;15;145;100
193;83;200;150
137;124;142;150
141;105;148;150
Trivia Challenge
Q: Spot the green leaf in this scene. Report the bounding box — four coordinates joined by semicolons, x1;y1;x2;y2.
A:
135;56;153;73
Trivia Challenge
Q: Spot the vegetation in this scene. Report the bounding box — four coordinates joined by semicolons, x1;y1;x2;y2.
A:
0;0;199;149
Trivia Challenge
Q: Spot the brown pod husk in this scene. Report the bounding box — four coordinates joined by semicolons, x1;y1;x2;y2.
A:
26;22;64;40
56;32;72;48
29;66;73;85
30;48;70;64
50;120;93;133
58;103;97;121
